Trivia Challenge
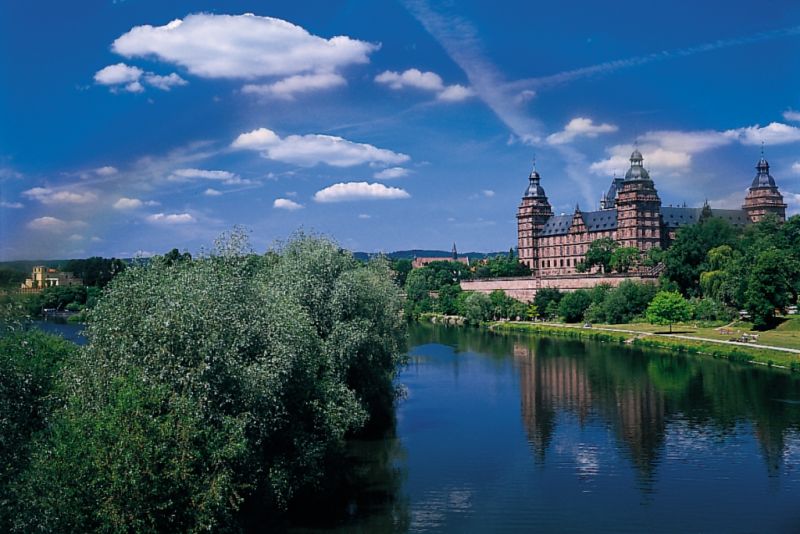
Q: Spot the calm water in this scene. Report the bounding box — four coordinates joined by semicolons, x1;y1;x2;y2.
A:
297;323;800;533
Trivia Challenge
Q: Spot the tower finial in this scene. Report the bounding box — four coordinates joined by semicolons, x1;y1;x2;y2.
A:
761;140;765;158
532;153;537;171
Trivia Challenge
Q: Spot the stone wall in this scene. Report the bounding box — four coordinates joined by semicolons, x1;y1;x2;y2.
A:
460;274;658;302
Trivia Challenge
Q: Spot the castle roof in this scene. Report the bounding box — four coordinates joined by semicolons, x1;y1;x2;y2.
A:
751;156;777;189
624;149;651;181
660;206;749;228
524;168;547;198
540;209;618;236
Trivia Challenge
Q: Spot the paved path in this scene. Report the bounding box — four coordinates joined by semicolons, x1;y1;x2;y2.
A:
530;322;800;355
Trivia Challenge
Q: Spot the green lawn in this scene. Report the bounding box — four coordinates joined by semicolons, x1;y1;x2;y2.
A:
594;316;800;350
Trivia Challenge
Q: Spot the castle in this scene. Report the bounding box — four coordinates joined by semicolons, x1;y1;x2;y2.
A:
516;149;787;275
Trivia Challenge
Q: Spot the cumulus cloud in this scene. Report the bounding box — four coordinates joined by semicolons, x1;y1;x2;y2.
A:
112;13;378;80
373;167;410;179
23;187;97;205
94;62;185;93
113;197;143;209
204;188;222;196
546;117;618;145
95;166;118;176
313;182;410;202
783;110;800;122
792;162;800;174
358;213;371;219
232;127;409;167
273;198;303;210
146;212;195;224
482;189;495;197
589;145;692;176
242;72;346;100
170;168;249;185
27;217;87;233
724;122;800;145
0;201;23;209
375;68;474;102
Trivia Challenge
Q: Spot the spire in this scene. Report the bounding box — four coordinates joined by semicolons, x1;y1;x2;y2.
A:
752;146;776;188
452;242;458;260
524;157;546;198
575;203;581;213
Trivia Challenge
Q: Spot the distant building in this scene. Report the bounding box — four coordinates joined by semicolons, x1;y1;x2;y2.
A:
20;266;82;291
517;149;786;275
411;243;471;269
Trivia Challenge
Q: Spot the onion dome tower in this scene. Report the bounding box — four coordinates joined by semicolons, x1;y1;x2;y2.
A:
517;161;553;272
615;148;662;251
743;149;786;222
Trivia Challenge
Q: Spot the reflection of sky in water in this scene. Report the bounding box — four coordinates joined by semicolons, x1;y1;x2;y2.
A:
395;325;800;533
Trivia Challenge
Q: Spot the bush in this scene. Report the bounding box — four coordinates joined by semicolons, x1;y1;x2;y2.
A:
11;231;407;531
558;290;592;323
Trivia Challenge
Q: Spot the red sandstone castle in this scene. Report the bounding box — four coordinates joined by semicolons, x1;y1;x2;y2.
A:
517;149;786;276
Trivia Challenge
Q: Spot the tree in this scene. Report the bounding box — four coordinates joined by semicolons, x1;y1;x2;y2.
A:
534;288;563;317
646;291;693;333
558;290;592;323
12;231;407;531
601;280;658;324
63;257;126;287
609;247;640;273
391;259;412;287
663;217;739;296
463;292;492;324
743;247;800;328
581;238;618;273
526;303;539;321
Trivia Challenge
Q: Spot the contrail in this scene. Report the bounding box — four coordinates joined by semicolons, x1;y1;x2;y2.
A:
506;24;800;92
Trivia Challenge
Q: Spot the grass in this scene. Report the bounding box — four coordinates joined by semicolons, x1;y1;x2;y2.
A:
491;318;800;371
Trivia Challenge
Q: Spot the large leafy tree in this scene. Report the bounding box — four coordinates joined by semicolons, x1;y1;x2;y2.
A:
663;217;739;296
579;238;618;273
12;231;407;532
558;290;592;323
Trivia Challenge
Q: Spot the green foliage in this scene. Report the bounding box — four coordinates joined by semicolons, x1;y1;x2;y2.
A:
162;248;193;265
0;268;26;289
609;246;640;273
473;254;531;278
601;281;658;324
25;285;88;316
558;290;592;323
403;261;472;318
391;259;412;287
662;217;739;296
463;292;492;324
646;291;693;332
691;298;736;322
0;331;76;527
534;288;563;318
743;247;800;328
9;231;407;531
62;256;126;287
581;237;618;273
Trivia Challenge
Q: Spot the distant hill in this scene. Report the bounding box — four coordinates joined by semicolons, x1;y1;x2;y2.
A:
351;250;509;261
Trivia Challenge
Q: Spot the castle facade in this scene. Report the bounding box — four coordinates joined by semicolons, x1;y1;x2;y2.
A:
517;150;786;276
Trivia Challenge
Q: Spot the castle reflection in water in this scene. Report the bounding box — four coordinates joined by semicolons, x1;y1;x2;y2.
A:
512;339;800;479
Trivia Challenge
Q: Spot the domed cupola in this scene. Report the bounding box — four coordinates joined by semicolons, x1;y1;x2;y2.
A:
751;156;777;189
624;149;651;181
524;167;547;198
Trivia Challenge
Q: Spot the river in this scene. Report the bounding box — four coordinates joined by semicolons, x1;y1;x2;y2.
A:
28;321;800;532
294;322;800;533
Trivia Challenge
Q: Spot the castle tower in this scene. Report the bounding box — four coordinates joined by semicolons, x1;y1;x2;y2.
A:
517;163;553;272
615;149;662;251
600;173;624;210
743;152;786;223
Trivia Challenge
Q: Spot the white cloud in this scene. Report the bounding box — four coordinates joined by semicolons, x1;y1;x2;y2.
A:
95;166;119;176
792;162;800;174
94;62;143;85
313;181;410;202
113;197;143;209
232;127;409;167
358;213;371;219
94;62;185;93
375;68;474;102
0;201;23;209
437;84;475;102
724;122;800;145
146;212;195;224
68;234;84;242
204;188;222;196
375;68;445;91
373;167;410;179
23;187;97;205
515;89;536;104
482;189;495;197
143;72;187;90
546;117;618;145
27;217;87;233
639;130;732;153
783;110;800;122
112;13;378;79
242;72;346;100
589;145;691;176
273;198;303;210
170;168;248;185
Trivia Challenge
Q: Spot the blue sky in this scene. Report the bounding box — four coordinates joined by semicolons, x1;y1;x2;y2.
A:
1;0;799;259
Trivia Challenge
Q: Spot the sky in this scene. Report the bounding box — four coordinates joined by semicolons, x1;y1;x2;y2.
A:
1;0;799;259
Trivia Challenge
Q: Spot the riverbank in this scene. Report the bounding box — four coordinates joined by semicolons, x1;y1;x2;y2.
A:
491;321;800;370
